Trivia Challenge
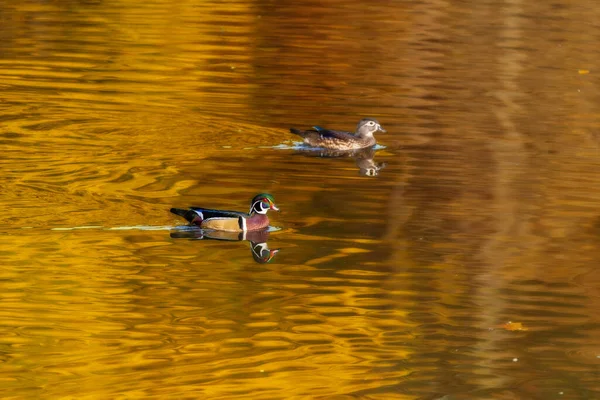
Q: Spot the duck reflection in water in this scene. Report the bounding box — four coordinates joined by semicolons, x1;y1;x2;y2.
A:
288;118;387;176
295;146;386;176
169;228;279;264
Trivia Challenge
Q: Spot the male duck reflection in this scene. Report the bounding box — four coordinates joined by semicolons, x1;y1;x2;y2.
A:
170;228;279;264
290;118;386;150
170;193;279;232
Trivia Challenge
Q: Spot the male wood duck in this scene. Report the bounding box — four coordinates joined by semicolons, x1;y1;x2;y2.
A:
170;193;279;232
290;118;386;150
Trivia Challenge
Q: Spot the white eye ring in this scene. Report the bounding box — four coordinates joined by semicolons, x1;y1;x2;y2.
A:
368;121;375;126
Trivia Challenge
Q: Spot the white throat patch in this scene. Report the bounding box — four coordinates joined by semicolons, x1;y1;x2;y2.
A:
251;200;268;215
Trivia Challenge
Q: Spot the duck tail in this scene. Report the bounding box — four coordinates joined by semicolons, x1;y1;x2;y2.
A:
170;208;199;224
290;128;306;137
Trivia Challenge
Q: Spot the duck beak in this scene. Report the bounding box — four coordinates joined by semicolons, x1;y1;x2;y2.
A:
378;125;387;133
270;203;280;212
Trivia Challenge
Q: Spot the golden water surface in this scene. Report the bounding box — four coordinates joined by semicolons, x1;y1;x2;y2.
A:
2;0;600;398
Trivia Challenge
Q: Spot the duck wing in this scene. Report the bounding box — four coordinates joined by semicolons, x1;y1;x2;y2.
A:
290;126;356;141
170;207;247;224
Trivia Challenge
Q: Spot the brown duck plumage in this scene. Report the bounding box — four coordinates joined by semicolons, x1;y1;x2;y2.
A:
289;118;386;150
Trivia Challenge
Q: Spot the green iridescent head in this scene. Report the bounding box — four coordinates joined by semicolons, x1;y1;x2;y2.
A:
250;193;279;214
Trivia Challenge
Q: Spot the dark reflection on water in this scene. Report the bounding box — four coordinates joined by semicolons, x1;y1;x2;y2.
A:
288;146;388;177
2;0;600;398
170;227;280;264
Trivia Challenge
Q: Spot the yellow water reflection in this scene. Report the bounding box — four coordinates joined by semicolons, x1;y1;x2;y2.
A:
2;0;600;398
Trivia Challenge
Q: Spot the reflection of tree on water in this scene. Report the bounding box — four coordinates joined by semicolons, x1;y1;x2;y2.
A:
295;146;387;176
170;228;279;264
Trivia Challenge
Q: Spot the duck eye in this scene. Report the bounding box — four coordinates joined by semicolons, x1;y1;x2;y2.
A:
368;121;375;126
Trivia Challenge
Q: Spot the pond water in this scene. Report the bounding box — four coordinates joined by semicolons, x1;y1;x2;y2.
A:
2;0;600;398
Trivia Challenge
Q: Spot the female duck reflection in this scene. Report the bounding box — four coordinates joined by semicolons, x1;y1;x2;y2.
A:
288;118;387;176
296;146;386;177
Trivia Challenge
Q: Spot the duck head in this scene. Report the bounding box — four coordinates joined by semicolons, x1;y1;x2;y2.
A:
250;193;279;215
250;242;280;263
356;118;386;138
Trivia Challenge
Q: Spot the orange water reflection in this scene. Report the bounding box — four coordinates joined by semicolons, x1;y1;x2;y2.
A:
2;0;600;398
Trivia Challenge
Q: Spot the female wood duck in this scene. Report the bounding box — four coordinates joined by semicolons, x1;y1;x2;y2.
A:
170;193;279;232
290;118;386;150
